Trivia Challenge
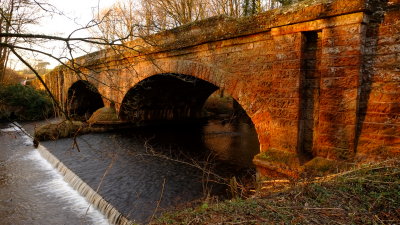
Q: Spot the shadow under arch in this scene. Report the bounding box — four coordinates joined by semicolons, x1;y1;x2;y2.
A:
119;73;261;167
67;80;104;120
119;73;219;123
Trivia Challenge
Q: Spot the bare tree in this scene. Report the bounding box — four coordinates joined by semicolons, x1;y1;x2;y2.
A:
91;0;211;44
0;0;137;116
0;0;42;83
137;0;214;30
91;0;297;43
91;0;141;46
208;0;242;17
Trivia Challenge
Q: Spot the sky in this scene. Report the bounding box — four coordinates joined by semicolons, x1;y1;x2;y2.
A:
10;0;118;70
37;0;116;36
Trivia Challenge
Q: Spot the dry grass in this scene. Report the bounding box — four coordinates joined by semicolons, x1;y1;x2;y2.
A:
151;158;400;224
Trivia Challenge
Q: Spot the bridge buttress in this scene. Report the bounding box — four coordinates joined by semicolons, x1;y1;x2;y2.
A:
254;11;369;178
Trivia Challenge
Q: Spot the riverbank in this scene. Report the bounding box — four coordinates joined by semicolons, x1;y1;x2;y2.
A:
151;158;400;224
12;119;400;224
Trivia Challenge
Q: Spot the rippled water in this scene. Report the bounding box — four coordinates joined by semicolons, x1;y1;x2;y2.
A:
0;118;259;224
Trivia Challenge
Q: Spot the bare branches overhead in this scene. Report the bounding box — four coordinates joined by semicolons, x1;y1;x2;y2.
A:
91;0;294;46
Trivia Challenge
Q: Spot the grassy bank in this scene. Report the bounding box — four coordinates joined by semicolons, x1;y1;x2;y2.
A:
152;158;400;224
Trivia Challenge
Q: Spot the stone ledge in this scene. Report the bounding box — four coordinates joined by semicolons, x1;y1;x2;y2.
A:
253;149;302;178
271;12;367;36
254;149;352;179
302;156;351;177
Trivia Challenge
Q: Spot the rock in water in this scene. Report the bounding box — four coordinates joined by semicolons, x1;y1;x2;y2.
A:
34;120;89;141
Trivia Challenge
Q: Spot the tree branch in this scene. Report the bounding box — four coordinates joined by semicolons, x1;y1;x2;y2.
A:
9;46;69;119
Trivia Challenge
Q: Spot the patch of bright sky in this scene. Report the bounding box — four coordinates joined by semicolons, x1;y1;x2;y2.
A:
37;0;116;36
11;0;117;70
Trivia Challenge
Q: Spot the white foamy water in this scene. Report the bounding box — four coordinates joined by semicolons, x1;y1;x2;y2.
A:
1;126;20;132
25;149;110;225
1;123;112;225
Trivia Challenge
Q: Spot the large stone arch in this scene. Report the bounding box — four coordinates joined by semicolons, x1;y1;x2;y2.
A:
119;73;219;122
113;59;248;114
114;59;270;153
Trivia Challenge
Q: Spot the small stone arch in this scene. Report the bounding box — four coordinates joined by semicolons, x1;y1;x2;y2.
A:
66;80;104;120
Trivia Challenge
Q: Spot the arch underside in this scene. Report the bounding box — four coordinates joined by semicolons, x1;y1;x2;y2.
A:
67;80;104;119
120;73;219;123
62;60;264;160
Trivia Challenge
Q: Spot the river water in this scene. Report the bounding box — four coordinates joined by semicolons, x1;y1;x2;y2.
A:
0;123;109;225
0;118;259;224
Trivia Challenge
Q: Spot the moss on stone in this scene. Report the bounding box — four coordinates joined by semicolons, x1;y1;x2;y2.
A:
253;149;303;178
87;107;119;125
255;149;301;167
302;157;347;177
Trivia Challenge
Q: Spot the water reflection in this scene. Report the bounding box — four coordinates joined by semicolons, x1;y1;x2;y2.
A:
203;119;259;167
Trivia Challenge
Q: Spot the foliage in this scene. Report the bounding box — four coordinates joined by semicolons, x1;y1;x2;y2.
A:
87;107;119;124
242;0;262;16
0;84;53;121
152;158;400;224
276;0;298;6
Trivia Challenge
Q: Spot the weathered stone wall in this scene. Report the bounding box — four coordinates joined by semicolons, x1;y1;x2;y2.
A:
32;0;400;177
356;0;400;161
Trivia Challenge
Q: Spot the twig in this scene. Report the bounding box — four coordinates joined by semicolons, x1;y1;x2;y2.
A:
217;220;258;224
83;152;117;220
10;121;34;139
149;178;166;222
275;206;345;211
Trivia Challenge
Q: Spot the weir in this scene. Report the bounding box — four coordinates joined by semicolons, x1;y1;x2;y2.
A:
0;123;112;224
19;121;133;225
36;145;133;225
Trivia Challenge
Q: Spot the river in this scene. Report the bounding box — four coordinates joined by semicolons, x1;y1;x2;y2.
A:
0;118;259;224
0;123;109;225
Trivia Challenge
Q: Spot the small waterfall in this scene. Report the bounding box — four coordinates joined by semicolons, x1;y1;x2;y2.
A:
36;145;135;225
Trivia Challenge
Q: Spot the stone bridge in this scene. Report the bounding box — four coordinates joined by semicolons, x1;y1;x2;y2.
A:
33;0;400;177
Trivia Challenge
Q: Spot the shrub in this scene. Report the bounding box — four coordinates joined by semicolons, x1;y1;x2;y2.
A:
0;84;54;121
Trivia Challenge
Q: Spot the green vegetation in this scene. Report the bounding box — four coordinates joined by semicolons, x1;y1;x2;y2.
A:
0;84;53;121
256;149;300;167
152;159;400;224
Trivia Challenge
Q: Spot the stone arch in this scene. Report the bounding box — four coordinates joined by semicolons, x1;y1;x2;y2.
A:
116;59;239;111
66;80;104;120
119;73;219;122
117;59;267;151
